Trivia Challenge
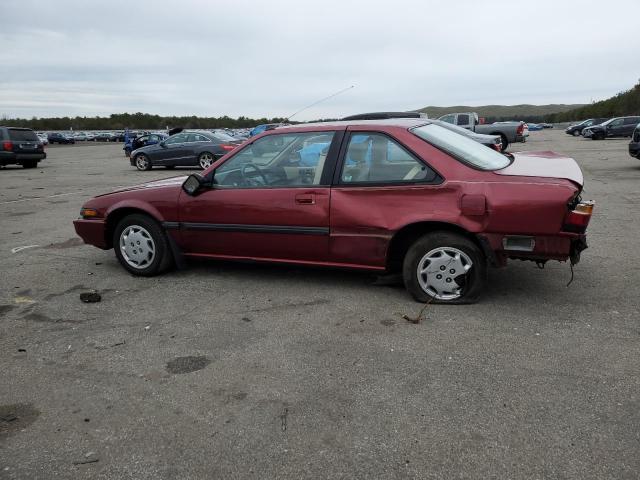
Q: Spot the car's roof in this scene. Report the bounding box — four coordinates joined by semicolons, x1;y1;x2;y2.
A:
273;118;430;133
0;126;34;131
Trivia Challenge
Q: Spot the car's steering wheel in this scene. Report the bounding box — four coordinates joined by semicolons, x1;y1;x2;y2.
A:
241;163;268;186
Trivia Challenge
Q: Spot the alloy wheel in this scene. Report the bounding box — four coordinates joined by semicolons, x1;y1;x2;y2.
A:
199;153;214;169
136;155;149;170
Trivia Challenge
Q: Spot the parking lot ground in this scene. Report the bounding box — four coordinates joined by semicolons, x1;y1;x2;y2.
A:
1;132;639;479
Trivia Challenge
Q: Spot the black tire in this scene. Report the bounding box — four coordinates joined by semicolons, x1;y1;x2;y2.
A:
402;231;486;304
22;160;38;169
573;130;581;137
493;133;508;152
134;153;152;171
113;214;173;276
198;152;215;169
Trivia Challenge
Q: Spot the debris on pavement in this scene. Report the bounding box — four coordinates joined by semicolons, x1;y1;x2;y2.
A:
166;356;211;374
402;298;434;324
80;291;101;303
72;454;99;465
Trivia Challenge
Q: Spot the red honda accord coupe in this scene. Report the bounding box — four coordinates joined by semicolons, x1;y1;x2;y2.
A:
74;119;593;303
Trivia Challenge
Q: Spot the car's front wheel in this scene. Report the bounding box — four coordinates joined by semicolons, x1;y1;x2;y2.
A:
113;214;173;276
402;231;486;304
573;130;581;137
135;154;151;171
198;152;214;169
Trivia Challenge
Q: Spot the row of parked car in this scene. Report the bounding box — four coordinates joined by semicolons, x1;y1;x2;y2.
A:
565;116;640;139
564;116;640;159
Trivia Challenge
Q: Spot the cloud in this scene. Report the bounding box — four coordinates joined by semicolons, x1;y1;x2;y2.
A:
1;0;638;119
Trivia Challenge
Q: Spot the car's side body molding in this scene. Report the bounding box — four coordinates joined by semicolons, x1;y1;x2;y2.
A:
162;222;329;236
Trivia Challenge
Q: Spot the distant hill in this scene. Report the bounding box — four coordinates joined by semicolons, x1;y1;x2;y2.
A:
417;104;585;123
545;81;640;122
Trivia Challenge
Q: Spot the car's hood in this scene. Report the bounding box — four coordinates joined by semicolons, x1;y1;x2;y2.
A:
494;151;583;187
96;176;188;197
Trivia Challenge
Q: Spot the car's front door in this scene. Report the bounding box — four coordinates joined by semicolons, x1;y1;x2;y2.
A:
606;118;625;137
622;118;640;136
155;132;189;164
176;130;343;263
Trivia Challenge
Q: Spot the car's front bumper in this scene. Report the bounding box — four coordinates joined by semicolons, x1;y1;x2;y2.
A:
73;218;108;249
629;142;640;158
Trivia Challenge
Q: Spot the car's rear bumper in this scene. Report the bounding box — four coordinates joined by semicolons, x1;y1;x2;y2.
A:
73;219;109;249
0;151;46;165
629;142;640;158
479;232;588;266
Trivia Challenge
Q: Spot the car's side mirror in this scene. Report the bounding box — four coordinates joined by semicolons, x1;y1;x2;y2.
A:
182;173;207;196
159;141;167;148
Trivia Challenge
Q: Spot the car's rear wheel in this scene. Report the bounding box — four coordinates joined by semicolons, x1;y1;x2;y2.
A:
113;214;173;276
22;160;38;169
135;154;151;171
198;152;214;169
573;130;581;137
496;134;509;151
402;231;486;304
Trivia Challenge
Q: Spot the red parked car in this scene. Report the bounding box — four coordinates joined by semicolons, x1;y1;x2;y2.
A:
74;119;593;303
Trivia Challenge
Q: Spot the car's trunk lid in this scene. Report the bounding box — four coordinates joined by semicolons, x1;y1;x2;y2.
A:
494;150;583;187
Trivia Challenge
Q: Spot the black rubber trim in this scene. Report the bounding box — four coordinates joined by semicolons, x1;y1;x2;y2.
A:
162;222;328;236
476;234;499;267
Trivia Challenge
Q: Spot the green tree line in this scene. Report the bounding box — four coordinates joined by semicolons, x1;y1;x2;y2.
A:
0;112;289;131
545;81;640;123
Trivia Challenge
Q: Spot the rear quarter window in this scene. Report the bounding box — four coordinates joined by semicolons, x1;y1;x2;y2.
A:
411;123;510;171
9;129;38;141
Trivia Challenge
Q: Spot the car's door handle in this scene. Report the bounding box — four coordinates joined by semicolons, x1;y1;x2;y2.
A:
295;194;315;205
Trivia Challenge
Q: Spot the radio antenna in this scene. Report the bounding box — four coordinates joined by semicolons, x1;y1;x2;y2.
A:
286;85;355;121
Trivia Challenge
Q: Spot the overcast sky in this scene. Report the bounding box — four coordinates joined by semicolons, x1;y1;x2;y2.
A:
1;0;638;120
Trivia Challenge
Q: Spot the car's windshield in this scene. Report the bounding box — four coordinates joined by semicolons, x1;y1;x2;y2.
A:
411;123;510;171
599;118;614;126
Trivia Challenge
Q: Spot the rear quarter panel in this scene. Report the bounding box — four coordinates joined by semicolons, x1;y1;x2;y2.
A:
328;125;579;267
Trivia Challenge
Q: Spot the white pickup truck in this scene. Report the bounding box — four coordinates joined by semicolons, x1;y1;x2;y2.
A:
437;112;527;151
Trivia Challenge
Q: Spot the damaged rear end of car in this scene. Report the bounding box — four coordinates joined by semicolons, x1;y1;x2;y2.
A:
482;150;593;267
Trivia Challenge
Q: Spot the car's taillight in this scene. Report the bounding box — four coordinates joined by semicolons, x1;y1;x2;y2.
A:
516;123;524;135
2;141;13;151
220;144;235;151
563;201;594;233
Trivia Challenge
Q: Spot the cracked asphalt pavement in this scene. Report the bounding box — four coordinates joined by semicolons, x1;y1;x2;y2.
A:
1;131;639;479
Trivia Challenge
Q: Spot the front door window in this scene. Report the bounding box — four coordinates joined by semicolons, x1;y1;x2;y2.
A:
214;132;335;188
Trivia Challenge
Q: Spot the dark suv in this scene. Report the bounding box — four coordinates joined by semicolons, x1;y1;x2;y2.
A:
629;124;640;159
584;116;640;140
565;118;608;137
0;127;46;168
